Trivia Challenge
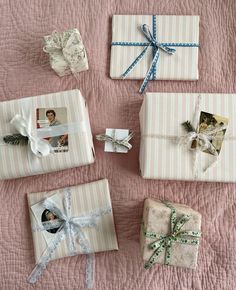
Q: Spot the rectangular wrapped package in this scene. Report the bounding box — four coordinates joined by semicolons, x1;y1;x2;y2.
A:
110;15;199;81
0;89;95;180
28;179;118;264
139;92;236;182
140;199;201;269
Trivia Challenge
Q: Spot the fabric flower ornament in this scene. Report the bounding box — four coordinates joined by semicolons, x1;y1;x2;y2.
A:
43;28;89;76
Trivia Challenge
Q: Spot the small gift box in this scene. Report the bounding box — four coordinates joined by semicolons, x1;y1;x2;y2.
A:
27;179;118;286
0;89;95;180
139;92;236;182
96;128;134;153
140;199;201;269
43;28;89;76
110;15;199;92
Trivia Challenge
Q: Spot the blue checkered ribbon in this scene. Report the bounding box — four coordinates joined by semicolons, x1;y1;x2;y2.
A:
111;15;199;93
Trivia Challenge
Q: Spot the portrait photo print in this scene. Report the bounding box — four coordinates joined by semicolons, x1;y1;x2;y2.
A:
198;111;229;155
36;107;69;153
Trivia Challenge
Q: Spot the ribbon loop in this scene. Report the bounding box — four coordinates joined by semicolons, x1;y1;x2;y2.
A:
96;130;134;151
10;114;51;157
28;188;112;288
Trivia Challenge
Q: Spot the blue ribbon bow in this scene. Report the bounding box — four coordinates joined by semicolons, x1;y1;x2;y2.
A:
112;15;199;93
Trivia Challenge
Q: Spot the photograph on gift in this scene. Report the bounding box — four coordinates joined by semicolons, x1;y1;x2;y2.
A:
198;111;229;155
36;107;69;153
41;209;60;234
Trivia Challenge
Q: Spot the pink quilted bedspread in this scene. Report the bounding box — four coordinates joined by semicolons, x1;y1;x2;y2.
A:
0;0;235;289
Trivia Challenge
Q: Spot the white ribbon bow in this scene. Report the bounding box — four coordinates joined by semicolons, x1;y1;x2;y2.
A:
179;131;218;156
28;188;112;289
10;114;51;157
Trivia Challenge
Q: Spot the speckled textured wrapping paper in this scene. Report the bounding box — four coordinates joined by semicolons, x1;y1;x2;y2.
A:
140;199;201;269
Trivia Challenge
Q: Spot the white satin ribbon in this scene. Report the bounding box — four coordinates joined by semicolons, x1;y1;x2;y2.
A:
10;114;51;157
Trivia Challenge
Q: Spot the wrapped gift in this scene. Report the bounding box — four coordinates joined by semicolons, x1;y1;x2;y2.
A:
0;89;95;180
27;179;118;287
96;128;134;153
43;28;89;76
139;92;236;182
110;15;199;93
140;199;201;269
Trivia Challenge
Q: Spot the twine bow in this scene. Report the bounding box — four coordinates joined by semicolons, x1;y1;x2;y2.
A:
10;114;51;157
96;130;134;151
43;29;86;75
28;188;112;289
122;24;176;93
144;202;201;269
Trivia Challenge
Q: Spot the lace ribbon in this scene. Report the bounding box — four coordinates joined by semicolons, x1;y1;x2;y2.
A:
28;187;112;288
142;95;234;179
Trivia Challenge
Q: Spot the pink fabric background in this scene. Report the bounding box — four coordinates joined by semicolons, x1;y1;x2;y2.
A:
0;0;235;289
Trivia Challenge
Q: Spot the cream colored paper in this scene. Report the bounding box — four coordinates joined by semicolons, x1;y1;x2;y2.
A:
110;15;199;80
139;92;236;182
44;28;89;77
0;89;95;180
140;199;201;269
28;179;119;263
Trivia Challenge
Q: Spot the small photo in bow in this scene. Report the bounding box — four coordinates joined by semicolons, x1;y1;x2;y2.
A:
198;111;229;155
36;107;69;153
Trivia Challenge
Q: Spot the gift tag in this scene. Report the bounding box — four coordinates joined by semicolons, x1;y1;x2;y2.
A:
104;128;130;153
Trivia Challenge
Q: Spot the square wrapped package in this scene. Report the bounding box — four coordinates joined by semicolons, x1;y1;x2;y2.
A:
43;28;89;76
140;199;201;269
0;89;95;180
139;92;236;182
27;179;118;264
110;15;199;80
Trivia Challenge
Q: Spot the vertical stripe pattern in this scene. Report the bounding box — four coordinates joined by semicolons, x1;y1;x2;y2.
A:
110;15;199;80
139;93;236;183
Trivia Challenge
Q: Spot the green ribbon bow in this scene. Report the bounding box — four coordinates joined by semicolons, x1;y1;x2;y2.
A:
144;202;201;269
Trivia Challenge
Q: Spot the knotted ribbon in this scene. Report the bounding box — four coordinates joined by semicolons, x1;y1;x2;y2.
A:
43;28;87;76
142;95;230;179
10;114;51;157
112;15;199;93
28;188;112;289
96;130;134;151
143;202;201;269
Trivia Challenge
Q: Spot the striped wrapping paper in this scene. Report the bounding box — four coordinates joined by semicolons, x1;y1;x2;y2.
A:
110;15;199;80
139;93;236;182
27;179;118;263
0;89;95;180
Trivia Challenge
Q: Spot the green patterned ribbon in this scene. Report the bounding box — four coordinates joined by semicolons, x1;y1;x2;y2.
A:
144;202;201;269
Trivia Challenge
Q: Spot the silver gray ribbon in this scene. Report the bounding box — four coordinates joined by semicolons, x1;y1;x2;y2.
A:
28;188;112;289
96;130;134;151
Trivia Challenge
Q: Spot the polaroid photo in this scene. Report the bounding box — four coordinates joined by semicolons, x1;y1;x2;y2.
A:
30;191;64;245
197;111;229;155
36;107;69;153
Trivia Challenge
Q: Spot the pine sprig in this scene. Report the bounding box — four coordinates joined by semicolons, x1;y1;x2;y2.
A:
181;121;195;133
3;134;28;145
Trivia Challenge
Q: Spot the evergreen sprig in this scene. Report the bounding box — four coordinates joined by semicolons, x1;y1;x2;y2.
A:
181;121;195;133
3;134;28;146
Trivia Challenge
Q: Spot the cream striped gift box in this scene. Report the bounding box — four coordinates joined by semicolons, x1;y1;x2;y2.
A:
0;89;95;180
139;93;236;183
110;15;199;81
27;179;118;264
